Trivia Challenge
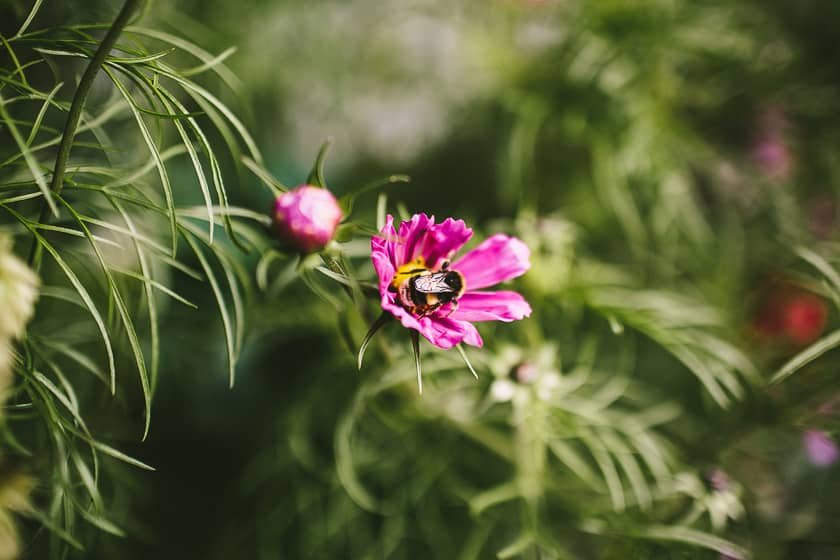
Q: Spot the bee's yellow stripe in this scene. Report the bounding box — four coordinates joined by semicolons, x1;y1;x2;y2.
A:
391;256;428;289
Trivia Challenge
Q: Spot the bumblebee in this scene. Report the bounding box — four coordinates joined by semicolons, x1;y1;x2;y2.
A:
390;257;466;317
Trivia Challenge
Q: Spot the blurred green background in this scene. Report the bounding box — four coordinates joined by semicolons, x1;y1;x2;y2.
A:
4;0;840;558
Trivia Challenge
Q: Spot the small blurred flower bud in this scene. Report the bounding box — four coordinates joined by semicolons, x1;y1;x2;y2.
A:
751;105;793;181
783;293;827;346
752;137;791;180
707;468;731;493
272;185;343;253
751;280;827;347
803;430;838;467
510;361;538;384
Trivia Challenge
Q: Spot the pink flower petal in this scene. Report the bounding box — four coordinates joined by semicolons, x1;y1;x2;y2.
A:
381;299;483;349
421;217;473;269
804;429;839;467
451;291;532;322
398;213;433;264
452;234;531;290
423;316;484;349
371;215;398;292
392;214;474;270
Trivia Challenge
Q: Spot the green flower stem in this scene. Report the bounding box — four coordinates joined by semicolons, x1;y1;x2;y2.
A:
27;0;142;269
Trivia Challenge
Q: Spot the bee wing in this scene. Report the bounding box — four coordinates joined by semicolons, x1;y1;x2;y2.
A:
413;272;457;293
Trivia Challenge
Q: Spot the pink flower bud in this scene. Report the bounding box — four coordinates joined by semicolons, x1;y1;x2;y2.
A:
804;430;838;467
272;185;343;253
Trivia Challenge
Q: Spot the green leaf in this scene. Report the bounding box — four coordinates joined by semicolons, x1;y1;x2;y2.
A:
181;46;237;77
455;343;478;380
770;328;840;384
1;32;30;87
89;440;155;471
357;312;391;370
14;0;46;37
76;506;125;537
183;229;237;388
103;67;178;256
1;204;116;391
599;429;650;509
636;525;748;558
28;510;84;551
153;63;262;163
25;81;63;146
797;246;840;301
241;155;287;194
547;439;604;491
306;137;333;187
57;196;152;439
340;174;410;217
411;330;423;394
0;93;58;216
468;482;518;516
108;48;175;64
142;76;216;243
334;393;380;513
376;193;387;231
256;250;283;291
125;26;242;92
579;427;625;511
299;262;343;310
497;531;536;559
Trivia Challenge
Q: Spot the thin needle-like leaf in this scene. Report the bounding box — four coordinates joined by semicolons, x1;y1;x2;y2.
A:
14;0;45;38
411;330;422;394
183;230;237;387
103;66;178;256
181;46;236;77
57;196;152;439
770;328;840;385
306;137;332;187
26;82;63;146
1;204;116;389
155;64;262;163
455;344;478;380
0;93;57;215
340;174;410;217
111;201;161;392
125;26;242;91
636;525;748;558
357;312;391;370
241;155;287;194
141;76;215;243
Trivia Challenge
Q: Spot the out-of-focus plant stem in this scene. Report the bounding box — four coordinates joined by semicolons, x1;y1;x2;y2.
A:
27;0;142;269
516;394;548;547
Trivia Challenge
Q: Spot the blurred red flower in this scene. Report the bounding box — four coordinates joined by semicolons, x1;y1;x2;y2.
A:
753;286;827;347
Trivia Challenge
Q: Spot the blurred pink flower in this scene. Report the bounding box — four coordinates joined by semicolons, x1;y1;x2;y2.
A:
707;468;731;493
371;213;531;349
272;185;343;253
751;105;793;181
803;430;839;467
752;136;792;180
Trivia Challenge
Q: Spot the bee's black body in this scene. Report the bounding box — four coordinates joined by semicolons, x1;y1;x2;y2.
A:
391;260;466;317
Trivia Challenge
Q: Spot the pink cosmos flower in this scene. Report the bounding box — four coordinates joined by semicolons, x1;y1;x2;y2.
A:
272;185;343;253
371;213;531;349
